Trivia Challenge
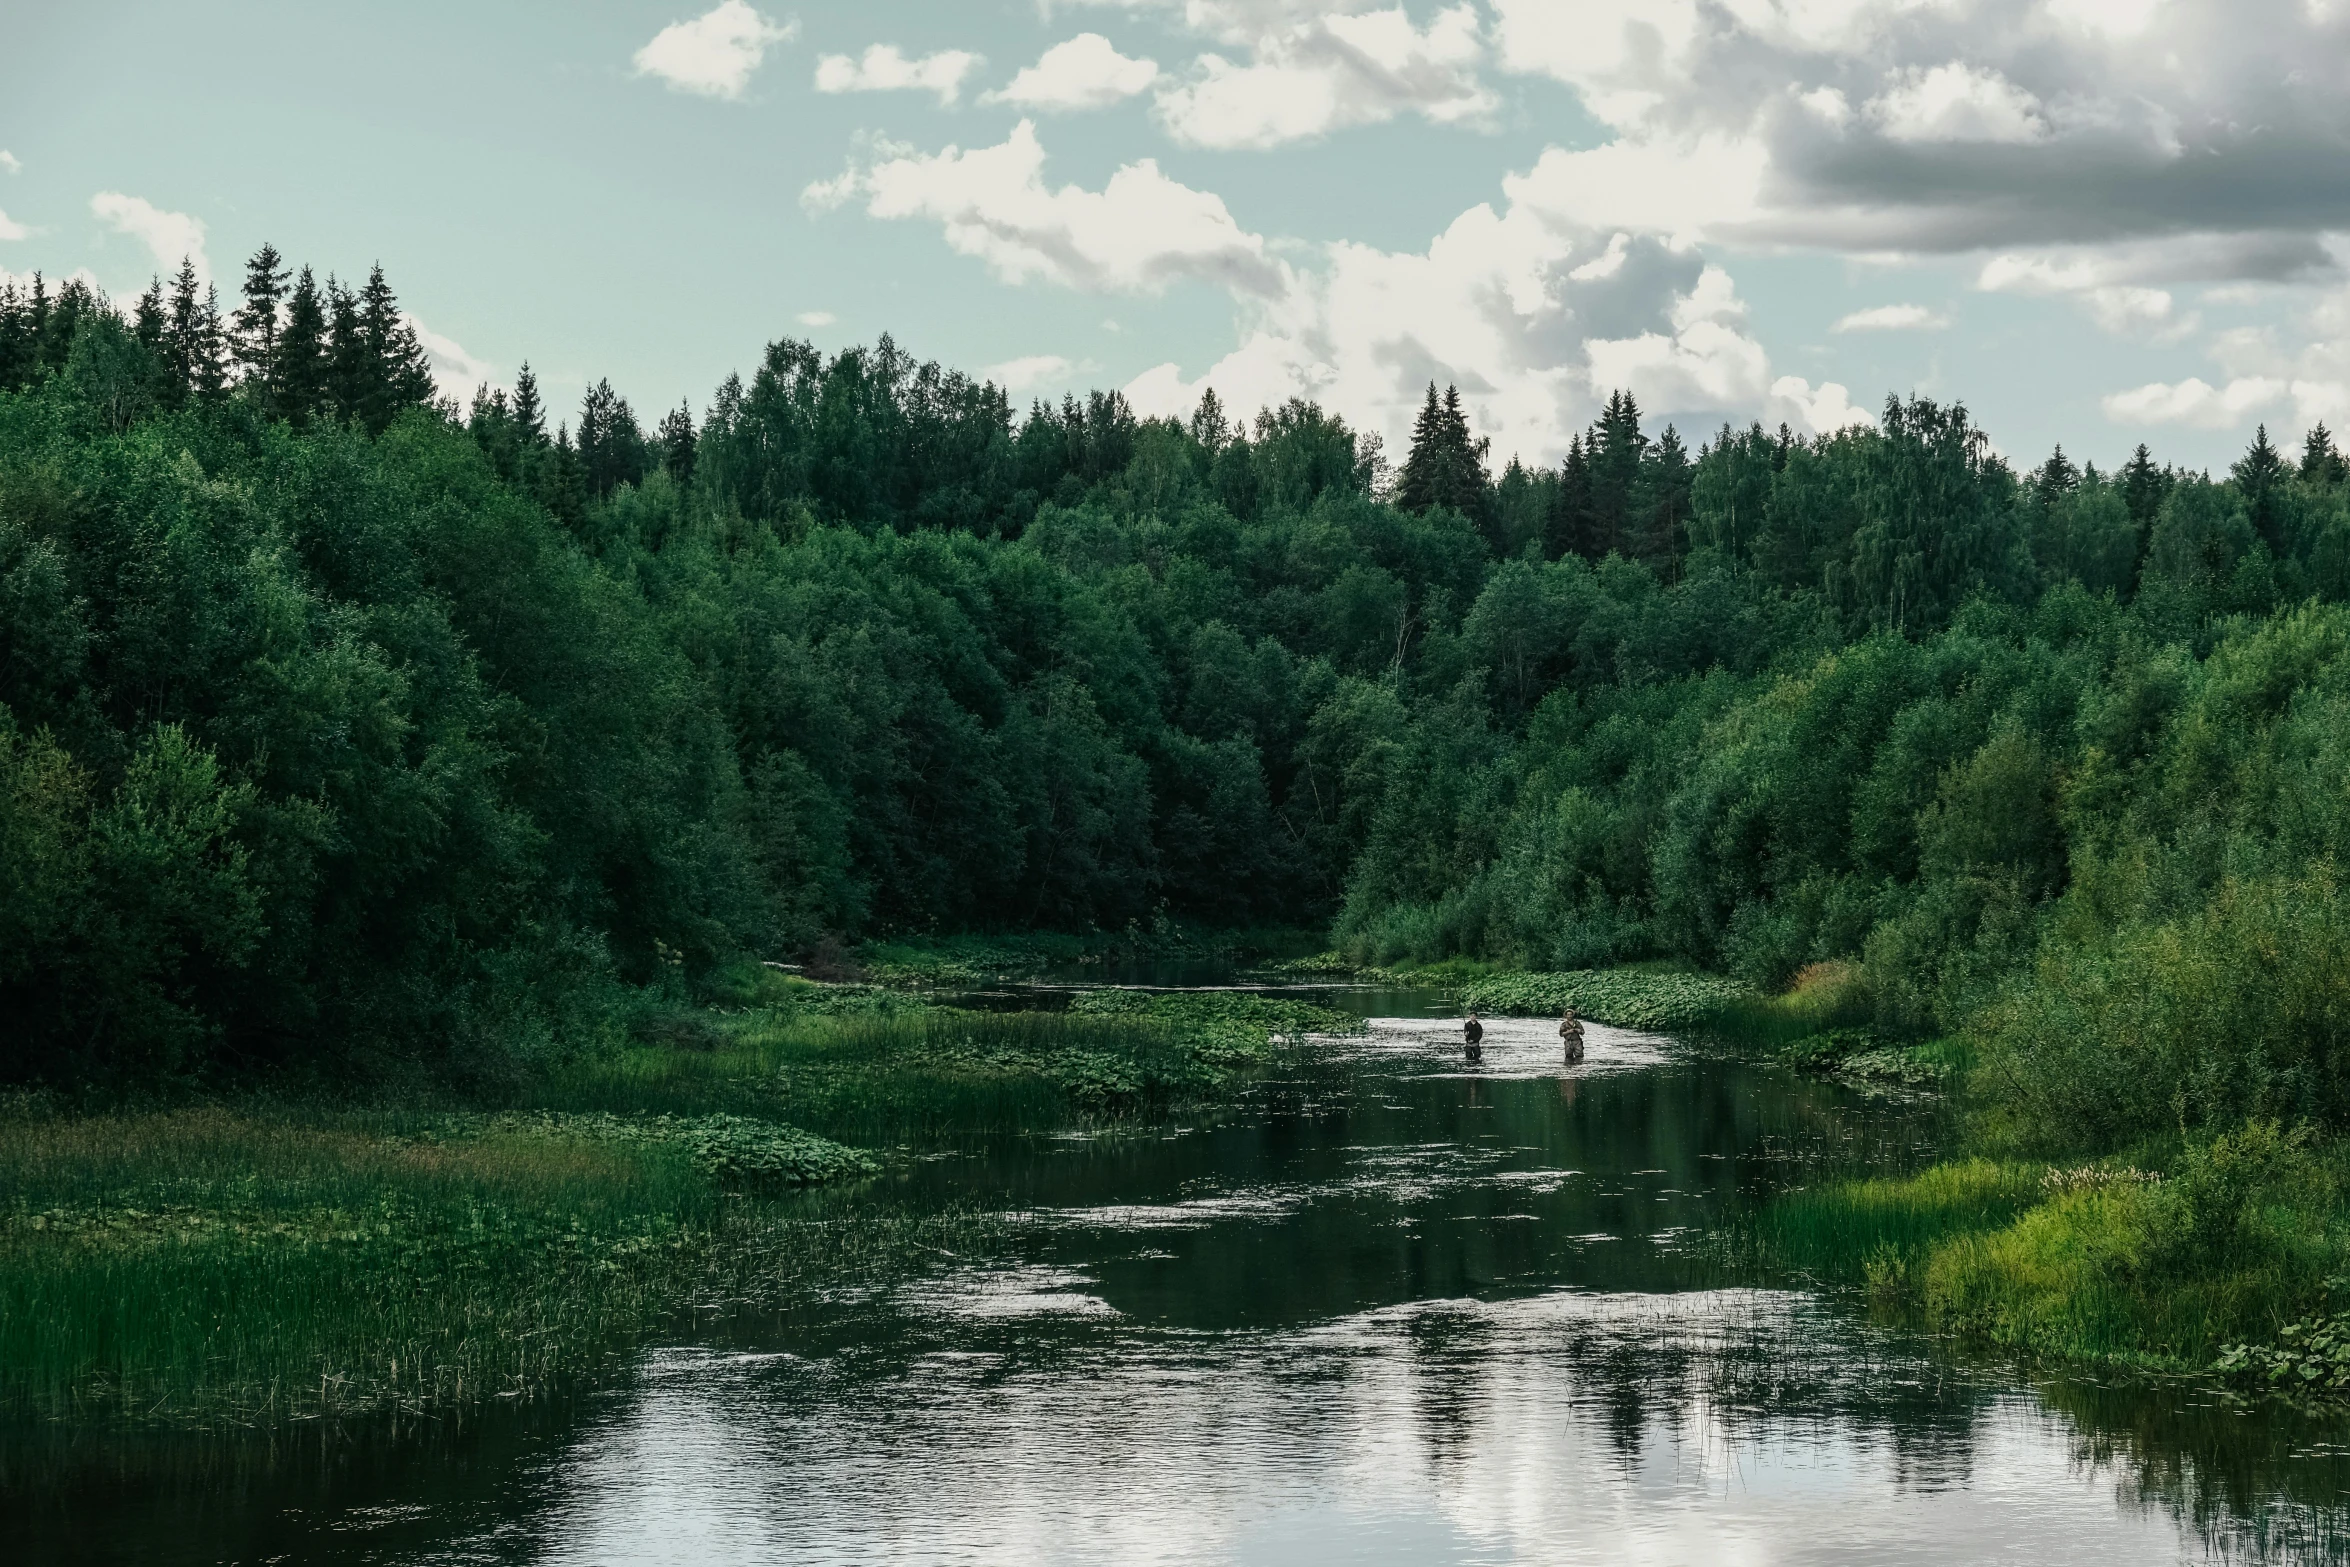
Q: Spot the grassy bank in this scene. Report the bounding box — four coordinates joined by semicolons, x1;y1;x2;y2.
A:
1712;960;2350;1381
1737;1127;2350;1373
0;987;1352;1429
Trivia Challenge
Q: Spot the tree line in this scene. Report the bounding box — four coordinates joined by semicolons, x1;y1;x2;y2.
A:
8;242;2350;1152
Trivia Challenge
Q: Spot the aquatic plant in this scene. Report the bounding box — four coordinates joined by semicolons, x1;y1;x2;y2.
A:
0;1106;976;1427
1456;970;1751;1030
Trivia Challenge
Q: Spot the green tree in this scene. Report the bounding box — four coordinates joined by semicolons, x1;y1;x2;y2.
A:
272;266;331;426
232;242;288;385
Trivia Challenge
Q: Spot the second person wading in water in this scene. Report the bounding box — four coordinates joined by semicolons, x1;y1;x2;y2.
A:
1560;1006;1584;1065
1463;1010;1483;1064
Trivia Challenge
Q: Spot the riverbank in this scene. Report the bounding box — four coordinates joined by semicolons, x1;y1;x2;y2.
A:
1428;956;2350;1385
0;985;1359;1428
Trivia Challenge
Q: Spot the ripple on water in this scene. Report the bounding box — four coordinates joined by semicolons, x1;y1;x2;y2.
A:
1315;1016;1676;1080
514;1287;2283;1567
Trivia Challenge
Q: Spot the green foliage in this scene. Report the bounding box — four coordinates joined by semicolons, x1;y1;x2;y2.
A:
0;1103;968;1425
1455;969;1749;1029
24;267;2350;1150
443;1111;876;1186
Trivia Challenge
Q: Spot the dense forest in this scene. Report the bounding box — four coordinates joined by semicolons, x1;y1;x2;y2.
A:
8;245;2350;1148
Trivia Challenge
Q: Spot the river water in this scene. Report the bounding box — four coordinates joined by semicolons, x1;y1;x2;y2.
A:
13;986;2350;1564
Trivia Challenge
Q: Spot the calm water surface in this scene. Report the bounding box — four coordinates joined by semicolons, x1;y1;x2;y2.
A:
12;993;2350;1564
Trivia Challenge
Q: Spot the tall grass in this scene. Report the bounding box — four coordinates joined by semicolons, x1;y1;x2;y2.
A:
0;991;1339;1429
0;1100;985;1427
1728;1122;2350;1372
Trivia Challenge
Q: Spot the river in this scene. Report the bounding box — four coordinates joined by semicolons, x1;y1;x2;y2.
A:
11;982;2350;1564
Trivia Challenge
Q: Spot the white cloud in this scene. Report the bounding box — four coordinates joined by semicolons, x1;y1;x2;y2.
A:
0;151;20;175
1977;251;2195;338
1123;190;1800;465
1154;3;1492;149
1832;303;1949;332
0;210;25;243
2103;376;2286;428
1769;376;1876;433
405;316;492;402
803;120;1284;296
797;309;836;327
988;34;1160;112
1478;0;2350;271
983;353;1078;392
1867;64;2047;145
816;45;982;107
89;192;207;285
634;2;796;100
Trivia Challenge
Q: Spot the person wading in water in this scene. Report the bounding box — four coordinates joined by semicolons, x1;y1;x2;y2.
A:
1463;1010;1484;1064
1559;1005;1584;1065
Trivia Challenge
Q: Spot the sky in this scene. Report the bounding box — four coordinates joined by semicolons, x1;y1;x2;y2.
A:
6;0;2350;474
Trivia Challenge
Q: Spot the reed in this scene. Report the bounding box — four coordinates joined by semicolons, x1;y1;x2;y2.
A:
0;1102;985;1427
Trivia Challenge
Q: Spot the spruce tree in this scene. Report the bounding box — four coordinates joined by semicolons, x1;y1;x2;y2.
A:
1549;434;1595;560
2303;424;2346;486
358;264;435;430
2233;424;2289;555
658;401;697;485
232;243;288;385
511;362;547;447
191;286;230;401
1437;385;1490;517
577;378;648;499
272;266;331;426
467;385;518;479
1397;384;1443;513
1588;391;1647;558
131;279;168;362
543;423;588;529
2034;444;2080;503
1637;424;1692;578
326;276;368;424
1397;382;1489;518
2120;443;2169;529
165;258;206;401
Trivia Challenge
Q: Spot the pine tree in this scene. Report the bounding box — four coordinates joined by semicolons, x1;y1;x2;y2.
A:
1588;391;1647;558
467;385;518;479
658;401;697;485
232;243;288;385
131;279;168;361
2304;423;2346;486
190;286;230;401
1397;382;1490;519
2120;443;2169;529
164;258;207;401
272;266;331;426
2034;443;2080;503
1549;434;1595;560
358;264;435;431
543;423;588;529
1437;385;1490;517
1397;384;1447;514
577;378;648;499
326;276;368;424
1637;424;1692;578
2233;424;2289;555
511;362;547;447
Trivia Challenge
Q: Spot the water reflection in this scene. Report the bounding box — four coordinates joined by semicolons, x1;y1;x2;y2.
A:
10;1009;2350;1563
516;1292;2284;1565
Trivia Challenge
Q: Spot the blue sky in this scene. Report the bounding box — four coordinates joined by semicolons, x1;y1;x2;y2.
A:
6;1;2349;473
